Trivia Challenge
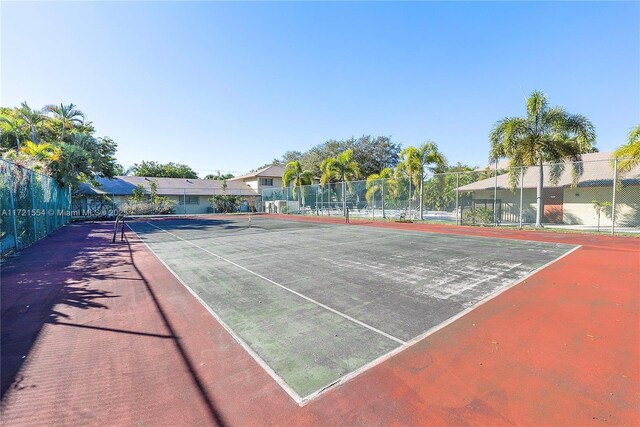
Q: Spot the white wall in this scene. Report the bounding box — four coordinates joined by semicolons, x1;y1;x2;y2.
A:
563;186;639;226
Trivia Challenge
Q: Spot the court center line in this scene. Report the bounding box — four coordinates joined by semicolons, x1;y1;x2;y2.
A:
143;222;406;345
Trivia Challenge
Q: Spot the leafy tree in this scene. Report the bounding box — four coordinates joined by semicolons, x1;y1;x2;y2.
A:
123;180;176;215
262;135;399;177
129;160;198;179
282;160;314;210
365;167;394;218
114;163;126;176
1;102;118;189
490;91;596;227
320;149;360;213
613;124;640;175
44;103;85;141
423;163;476;212
209;195;246;213
397;142;447;220
205;172;235;180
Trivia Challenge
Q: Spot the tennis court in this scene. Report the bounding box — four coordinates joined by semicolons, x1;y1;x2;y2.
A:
126;215;578;402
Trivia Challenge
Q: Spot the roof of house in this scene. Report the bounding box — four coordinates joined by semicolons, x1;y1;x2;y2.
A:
458;152;640;191
78;176;258;196
229;165;284;181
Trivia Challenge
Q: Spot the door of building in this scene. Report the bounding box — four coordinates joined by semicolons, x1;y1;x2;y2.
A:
543;187;564;223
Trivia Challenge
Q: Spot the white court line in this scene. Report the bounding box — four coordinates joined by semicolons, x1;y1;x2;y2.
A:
299;243;583;405
126;223;306;404
131;220;581;406
144;221;405;346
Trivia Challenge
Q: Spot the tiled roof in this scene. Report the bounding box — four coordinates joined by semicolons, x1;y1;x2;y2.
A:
229;165;284;181
459;153;639;191
77;176;258;196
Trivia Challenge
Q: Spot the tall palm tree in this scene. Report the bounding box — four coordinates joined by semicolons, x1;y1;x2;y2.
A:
613;124;640;175
398;142;447;220
365;167;394;218
16;102;45;143
490;91;596;227
0;115;25;150
44;103;85;141
320;149;360;214
282;160;314;211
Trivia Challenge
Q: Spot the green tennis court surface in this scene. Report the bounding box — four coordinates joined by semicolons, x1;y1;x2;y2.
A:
127;216;577;402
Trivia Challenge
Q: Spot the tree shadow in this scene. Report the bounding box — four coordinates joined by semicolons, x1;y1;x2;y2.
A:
1;225;125;399
1;222;228;426
123;235;228;427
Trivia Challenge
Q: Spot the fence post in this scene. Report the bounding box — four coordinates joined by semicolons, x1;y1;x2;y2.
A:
408;178;412;219
29;170;38;239
381;179;385;219
371;180;376;220
493;159;498;226
342;180;346;216
183;188;186;214
455;172;460;226
7;170;19;251
611;158;618;236
519;166;524;228
67;186;72;224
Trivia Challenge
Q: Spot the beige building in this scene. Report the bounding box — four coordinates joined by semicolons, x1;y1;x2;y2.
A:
458;152;639;227
228;165;285;192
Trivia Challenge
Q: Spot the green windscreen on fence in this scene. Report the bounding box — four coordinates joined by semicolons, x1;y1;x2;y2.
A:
1;159;71;256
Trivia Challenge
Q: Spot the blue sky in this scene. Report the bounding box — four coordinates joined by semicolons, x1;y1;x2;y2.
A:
2;2;638;176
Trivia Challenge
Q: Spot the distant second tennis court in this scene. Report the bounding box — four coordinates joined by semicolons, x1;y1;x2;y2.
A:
126;215;577;403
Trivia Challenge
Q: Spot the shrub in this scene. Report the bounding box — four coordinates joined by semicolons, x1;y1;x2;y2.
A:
462;207;494;225
209;195;246;213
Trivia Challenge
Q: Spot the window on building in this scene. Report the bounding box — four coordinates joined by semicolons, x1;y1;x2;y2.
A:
184;196;199;205
260;178;274;186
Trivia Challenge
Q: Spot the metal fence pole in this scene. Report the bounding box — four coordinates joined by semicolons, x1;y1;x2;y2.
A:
381;179;385;219
29;170;38;239
371;183;374;220
519;166;524;228
493;159;498;226
455;172;460;226
183;188;186;214
611;158;618;236
342;180;346;216
7;170;19;250
409;178;412;219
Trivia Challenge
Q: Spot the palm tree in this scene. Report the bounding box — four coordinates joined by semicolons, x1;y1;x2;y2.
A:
320;149;360;214
16;102;45;144
365;167;394;218
0;115;25;150
44;103;85;141
282;160;314;211
591;200;612;233
613;124;640;175
490;91;596;227
398;142;447;220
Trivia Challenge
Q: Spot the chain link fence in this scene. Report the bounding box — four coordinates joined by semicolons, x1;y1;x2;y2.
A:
1;159;71;256
72;187;262;217
263;157;639;234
